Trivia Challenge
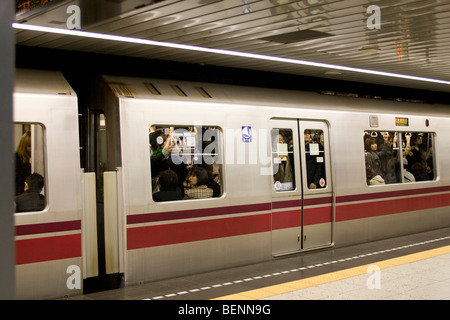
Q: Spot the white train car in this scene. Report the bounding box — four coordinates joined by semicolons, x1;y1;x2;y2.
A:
13;69;450;298
104;74;450;286
14;69;83;299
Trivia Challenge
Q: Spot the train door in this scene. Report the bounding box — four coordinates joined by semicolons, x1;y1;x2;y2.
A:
81;109;123;293
270;119;302;255
270;119;333;255
299;120;333;250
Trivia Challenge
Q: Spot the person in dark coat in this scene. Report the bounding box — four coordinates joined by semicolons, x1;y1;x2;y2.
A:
150;130;188;196
153;169;182;202
15;173;45;212
15;131;31;196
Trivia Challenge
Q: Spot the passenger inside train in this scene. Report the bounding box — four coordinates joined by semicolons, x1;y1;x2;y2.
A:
15;130;31;196
149;125;222;202
15;173;45;212
152;169;183;202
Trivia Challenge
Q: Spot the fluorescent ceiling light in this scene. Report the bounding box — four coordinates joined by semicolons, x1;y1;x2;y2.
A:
13;23;450;86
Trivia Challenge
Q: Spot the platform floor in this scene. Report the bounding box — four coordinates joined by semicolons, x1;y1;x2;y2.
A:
68;227;450;301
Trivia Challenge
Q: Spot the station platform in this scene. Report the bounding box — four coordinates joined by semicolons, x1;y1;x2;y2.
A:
68;227;450;301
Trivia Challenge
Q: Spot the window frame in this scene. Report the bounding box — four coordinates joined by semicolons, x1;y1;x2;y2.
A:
303;128;328;191
363;130;436;186
14;122;48;214
271;128;297;193
149;124;224;202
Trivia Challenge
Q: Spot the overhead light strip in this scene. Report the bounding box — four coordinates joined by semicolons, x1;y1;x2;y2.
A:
13;23;450;86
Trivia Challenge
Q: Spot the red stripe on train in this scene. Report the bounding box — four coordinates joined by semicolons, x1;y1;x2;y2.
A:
127;205;332;250
127;213;271;250
272;210;301;229
127;202;271;224
16;234;81;265
15;220;81;236
272;206;332;229
336;193;450;222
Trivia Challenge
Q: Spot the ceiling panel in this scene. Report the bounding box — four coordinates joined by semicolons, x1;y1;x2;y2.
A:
14;0;450;92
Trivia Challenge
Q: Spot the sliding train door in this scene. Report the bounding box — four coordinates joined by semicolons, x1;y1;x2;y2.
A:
270;119;302;255
299;120;333;250
270;119;333;256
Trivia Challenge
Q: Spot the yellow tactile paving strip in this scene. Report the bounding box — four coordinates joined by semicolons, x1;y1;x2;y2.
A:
213;245;450;300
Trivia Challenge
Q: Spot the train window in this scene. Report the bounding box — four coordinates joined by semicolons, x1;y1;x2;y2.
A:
401;132;435;182
271;129;295;192
149;125;223;201
363;131;435;185
304;129;327;189
14;123;47;213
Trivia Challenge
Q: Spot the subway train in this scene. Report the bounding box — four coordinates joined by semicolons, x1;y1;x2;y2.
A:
13;68;450;299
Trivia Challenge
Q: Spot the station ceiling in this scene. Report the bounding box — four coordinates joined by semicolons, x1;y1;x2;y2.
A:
14;0;450;93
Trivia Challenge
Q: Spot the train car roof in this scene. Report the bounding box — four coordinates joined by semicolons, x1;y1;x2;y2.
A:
103;74;450;118
15;68;75;96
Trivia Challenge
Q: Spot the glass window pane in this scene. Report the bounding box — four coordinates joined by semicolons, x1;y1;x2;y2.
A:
271;129;295;192
402;132;435;182
14;123;46;212
304;129;327;189
364;131;402;185
150;125;223;202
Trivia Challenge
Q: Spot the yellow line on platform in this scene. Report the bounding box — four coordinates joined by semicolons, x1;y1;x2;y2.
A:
213;245;450;300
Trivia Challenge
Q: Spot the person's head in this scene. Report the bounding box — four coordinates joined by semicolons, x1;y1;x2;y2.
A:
158;169;178;191
188;167;209;186
304;130;311;143
25;173;44;192
411;133;423;146
17;131;31;163
149;130;165;150
365;137;377;152
411;162;425;176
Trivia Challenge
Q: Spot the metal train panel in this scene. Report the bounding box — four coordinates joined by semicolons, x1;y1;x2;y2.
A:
113;75;450;286
13;69;83;299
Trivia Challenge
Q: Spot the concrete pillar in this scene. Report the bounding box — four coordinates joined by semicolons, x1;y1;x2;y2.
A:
0;0;15;300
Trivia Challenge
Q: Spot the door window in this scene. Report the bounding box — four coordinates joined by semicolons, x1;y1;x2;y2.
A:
304;129;327;189
271;129;295;192
14;123;46;213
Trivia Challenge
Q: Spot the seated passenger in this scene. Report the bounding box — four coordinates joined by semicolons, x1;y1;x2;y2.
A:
366;166;385;185
15;173;45;212
184;167;213;200
153;169;183;202
411;162;430;181
402;158;415;183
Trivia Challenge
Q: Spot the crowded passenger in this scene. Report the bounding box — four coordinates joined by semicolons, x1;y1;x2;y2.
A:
153;169;183;202
405;133;433;181
366;166;385;185
15;130;31;196
364;132;398;185
184;166;214;200
15;173;45;212
150;130;188;196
